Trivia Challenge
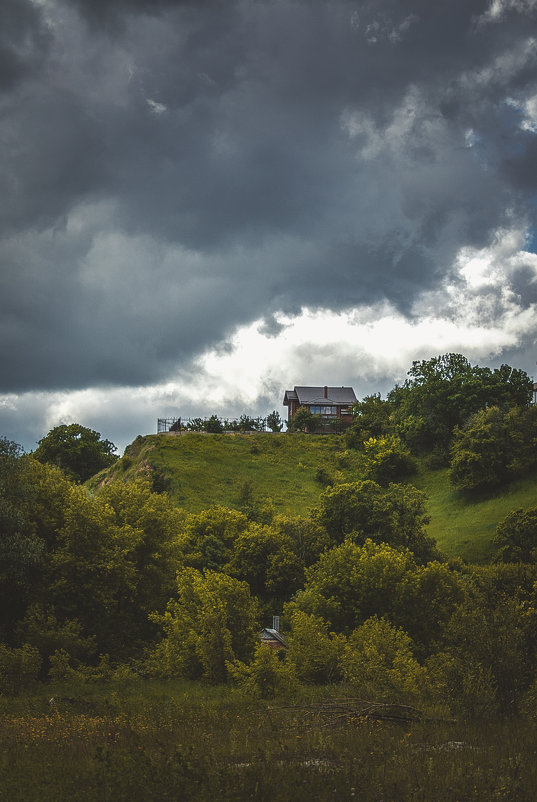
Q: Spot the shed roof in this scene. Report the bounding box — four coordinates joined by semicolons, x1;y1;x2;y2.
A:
260;628;286;645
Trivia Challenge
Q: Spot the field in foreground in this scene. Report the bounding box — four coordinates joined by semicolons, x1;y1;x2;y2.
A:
1;680;537;801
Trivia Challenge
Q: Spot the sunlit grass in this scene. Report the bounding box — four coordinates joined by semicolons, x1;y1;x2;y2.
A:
88;433;537;563
414;466;537;563
89;433;365;515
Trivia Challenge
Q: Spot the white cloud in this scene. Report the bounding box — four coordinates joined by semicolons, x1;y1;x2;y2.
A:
146;98;167;115
3;225;537;454
479;0;537;24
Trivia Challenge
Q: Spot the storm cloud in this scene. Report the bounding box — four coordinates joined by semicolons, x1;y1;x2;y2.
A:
1;0;537;446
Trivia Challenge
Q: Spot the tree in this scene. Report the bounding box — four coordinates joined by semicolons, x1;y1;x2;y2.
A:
33;423;118;482
97;479;183;642
362;434;417;484
388;353;532;460
288;407;322;433
204;415;224;434
494;507;537;563
434;592;537;714
178;506;250;571
226;522;303;604
345;393;392;449
449;405;537;493
313;479;437;562
342;616;427;701
149;568;259;683
44;484;144;654
287;539;461;650
266;410;284;432
271;513;330;568
228;642;298;698
0;440;45;640
286;610;345;684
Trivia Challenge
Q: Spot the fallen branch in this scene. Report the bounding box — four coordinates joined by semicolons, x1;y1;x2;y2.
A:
272;698;455;725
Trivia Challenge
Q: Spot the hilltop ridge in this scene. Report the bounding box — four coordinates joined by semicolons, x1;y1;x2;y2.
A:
88;430;537;563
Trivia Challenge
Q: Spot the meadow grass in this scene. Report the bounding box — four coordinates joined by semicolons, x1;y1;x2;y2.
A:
90;433;365;515
89;432;537;563
414;466;537;563
1;679;537;801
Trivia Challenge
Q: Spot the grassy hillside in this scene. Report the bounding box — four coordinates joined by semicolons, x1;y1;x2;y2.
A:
414;466;537;563
89;432;537;563
88;432;365;516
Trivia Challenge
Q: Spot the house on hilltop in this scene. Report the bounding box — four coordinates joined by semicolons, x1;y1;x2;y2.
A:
283;385;356;429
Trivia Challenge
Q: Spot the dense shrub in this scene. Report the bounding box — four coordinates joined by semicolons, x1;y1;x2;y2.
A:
494;507;537;563
450;405;537;493
362;435;417;484
0;643;41;695
342;616;427;701
286;610;345;684
228;643;298;698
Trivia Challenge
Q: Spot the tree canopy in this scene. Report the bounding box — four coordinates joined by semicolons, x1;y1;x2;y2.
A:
33;423;118;483
388;353;532;459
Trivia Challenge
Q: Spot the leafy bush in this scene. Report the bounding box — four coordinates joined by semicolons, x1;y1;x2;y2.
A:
450;405;537;493
313;479;437;562
33;423;118;483
204;416;224;434
149;568;259;683
345;393;392;448
227;643;298;698
286;610;345;684
388;353;532;457
362;435;417;484
288;540;461;650
341;616;427;701
494;507;537;563
0;643;41;695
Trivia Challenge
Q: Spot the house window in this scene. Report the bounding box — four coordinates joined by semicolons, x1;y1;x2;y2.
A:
309;405;337;416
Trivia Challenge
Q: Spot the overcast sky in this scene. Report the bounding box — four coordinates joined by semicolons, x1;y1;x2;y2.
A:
1;0;537;453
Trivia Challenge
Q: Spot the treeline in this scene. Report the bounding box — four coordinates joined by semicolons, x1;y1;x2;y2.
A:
345;353;536;491
2;353;537;721
172;411;284;434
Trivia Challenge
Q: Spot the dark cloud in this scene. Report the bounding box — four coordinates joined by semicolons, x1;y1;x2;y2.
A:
1;0;537;394
0;0;51;91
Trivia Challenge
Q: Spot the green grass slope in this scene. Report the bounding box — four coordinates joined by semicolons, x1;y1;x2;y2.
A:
88;432;537;563
88;432;364;516
414;466;537;563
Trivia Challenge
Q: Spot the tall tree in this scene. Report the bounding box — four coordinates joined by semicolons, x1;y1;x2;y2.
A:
388;353;532;459
150;568;259;683
313;479;437;562
33;423;118;482
0;440;44;641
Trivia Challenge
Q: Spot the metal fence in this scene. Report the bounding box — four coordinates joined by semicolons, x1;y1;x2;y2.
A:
157;416;272;434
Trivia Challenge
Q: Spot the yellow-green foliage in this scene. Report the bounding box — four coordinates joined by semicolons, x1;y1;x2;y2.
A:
288;539;462;649
227;643;298;698
362;434;417;484
341;616;428;701
286;610;345;684
0;643;41;695
149;567;259;683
